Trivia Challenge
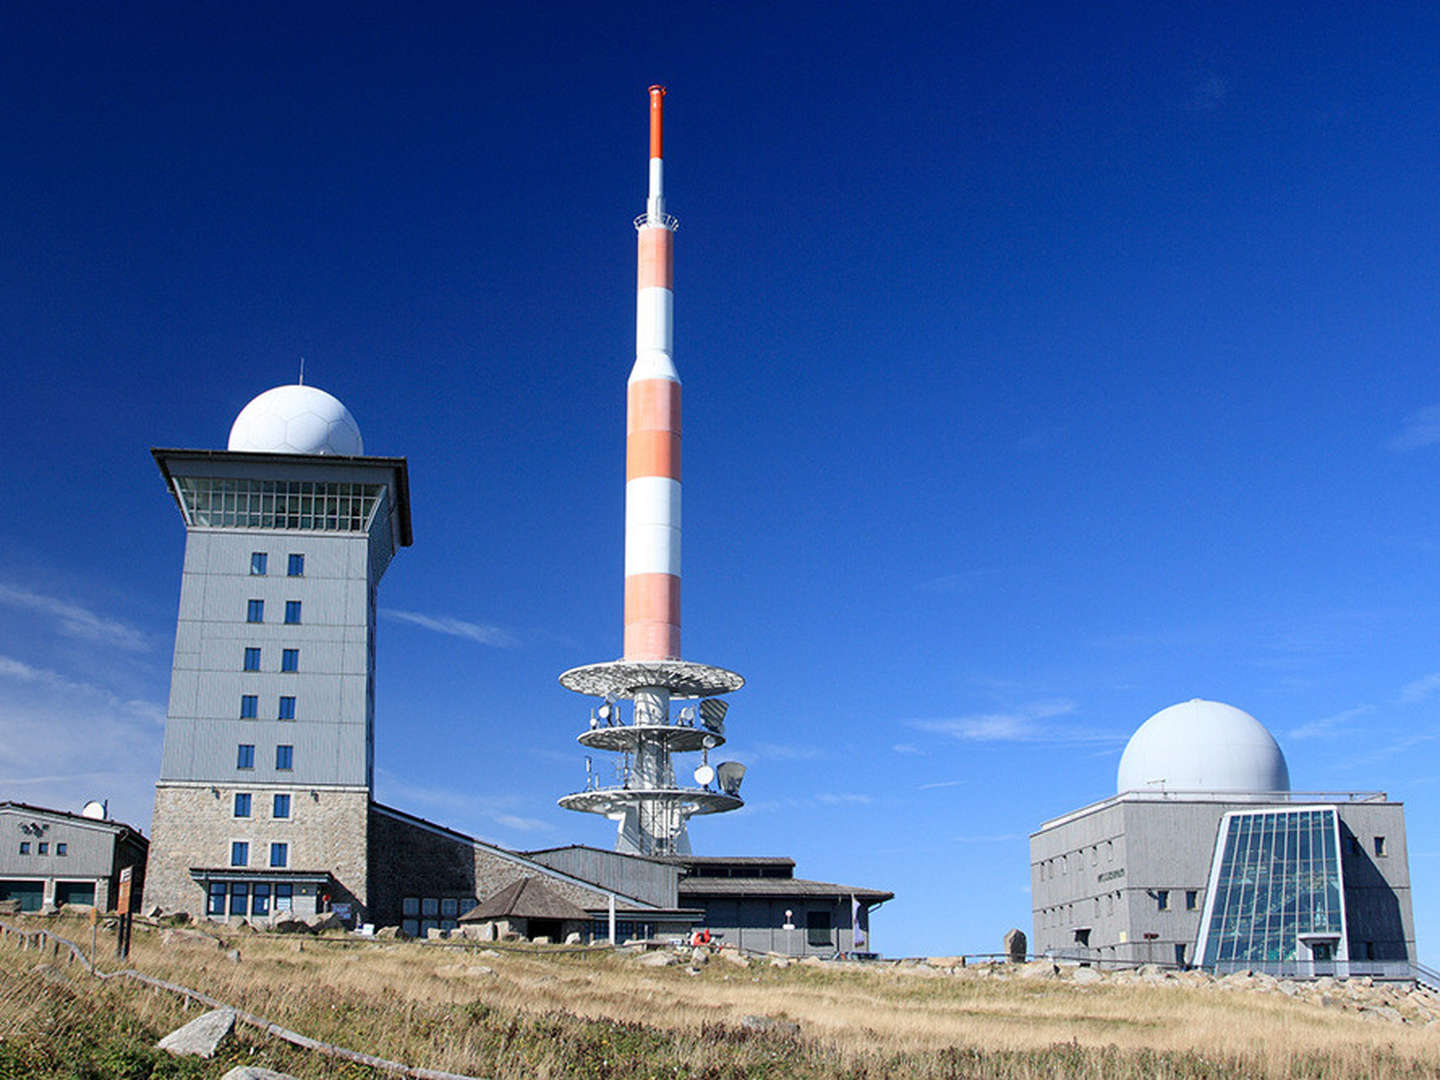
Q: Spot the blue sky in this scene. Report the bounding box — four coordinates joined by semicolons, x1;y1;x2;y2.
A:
2;2;1439;959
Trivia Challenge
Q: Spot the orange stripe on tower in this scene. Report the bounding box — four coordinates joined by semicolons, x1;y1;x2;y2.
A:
625;573;681;659
627;429;681;481
627;380;681;442
637;229;673;289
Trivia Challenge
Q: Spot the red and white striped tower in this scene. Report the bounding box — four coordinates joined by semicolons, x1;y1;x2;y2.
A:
559;88;746;856
625;84;682;661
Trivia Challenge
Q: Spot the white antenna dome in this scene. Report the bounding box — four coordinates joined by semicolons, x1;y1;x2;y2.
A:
80;800;107;820
228;384;364;456
1117;699;1290;795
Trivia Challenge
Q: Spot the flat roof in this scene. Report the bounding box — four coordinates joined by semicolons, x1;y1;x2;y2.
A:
679;877;893;901
1034;788;1392;834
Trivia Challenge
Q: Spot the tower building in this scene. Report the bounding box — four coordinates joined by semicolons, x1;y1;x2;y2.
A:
557;87;747;856
146;383;412;922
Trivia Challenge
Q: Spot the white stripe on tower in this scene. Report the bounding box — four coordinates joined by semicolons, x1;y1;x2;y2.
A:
625;85;681;661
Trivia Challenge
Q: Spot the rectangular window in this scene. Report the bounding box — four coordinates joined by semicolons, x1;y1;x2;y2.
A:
273;793;291;819
230;841;248;867
1156;889;1169;911
275;883;293;912
269;842;288;868
240;694;258;719
18;842;29;855
421;898;439;917
806;910;832;947
276;744;293;770
243;647;261;672
440;897;459;917
250;552;268;575
278;695;296;720
237;744;255;769
37;843;47;855
402;897;420;917
1374;836;1387;857
229;882;249;915
233;793;251;818
207;882;226;916
281;648;299;673
284;600;302;624
1185;890;1198;911
287;553;304;576
252;882;270;916
247;599;264;623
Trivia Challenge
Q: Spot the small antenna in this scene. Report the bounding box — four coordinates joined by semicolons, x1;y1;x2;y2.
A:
298;357;306;385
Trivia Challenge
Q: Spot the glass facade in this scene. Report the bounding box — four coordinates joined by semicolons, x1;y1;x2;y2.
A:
175;478;383;532
1197;808;1345;972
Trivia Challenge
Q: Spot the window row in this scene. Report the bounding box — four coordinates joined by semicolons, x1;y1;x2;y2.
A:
233;792;292;819
250;552;305;577
207;880;294;917
1038;839;1117;880
16;842;67;856
239;695;297;720
243;647;300;672
1347;834;1387;857
246;600;302;624
236;744;294;770
230;840;289;868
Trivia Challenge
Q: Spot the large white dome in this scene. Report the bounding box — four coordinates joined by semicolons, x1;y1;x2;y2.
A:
1117;699;1289;795
228;384;364;456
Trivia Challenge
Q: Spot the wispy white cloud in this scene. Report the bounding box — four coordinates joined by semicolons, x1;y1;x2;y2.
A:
815;792;873;806
737;742;825;763
891;743;923;756
911;700;1117;745
1390;404;1440;451
0;584;149;652
1289;704;1374;740
919;779;966;790
381;608;518;647
1399;672;1440;704
373;769;553;838
951;833;1023;844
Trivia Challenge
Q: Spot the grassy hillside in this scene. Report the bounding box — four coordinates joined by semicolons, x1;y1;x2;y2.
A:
1;916;1437;1079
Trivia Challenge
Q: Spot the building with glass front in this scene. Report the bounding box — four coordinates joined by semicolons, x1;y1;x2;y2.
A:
1030;700;1416;978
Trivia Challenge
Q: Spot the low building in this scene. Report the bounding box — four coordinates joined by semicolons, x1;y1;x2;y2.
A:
0;802;147;912
1030;700;1416;977
458;877;590;942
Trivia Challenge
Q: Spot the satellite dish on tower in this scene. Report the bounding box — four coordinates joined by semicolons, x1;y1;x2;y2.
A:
715;761;746;796
81;800;107;821
693;764;715;787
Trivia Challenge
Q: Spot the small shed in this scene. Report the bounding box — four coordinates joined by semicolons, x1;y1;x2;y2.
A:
459;877;590;943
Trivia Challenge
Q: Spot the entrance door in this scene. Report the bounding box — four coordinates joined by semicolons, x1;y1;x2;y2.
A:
1310;941;1334;976
0;881;45;912
55;882;95;907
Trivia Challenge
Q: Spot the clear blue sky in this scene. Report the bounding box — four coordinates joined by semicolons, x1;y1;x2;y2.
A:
2;2;1439;959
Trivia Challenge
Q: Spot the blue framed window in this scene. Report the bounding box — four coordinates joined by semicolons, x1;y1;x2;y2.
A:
240;695;258;719
207;882;226;916
252;882;270;916
276;744;294;771
250;552;267;575
284;600;302;624
37;843;47;855
247;599;264;623
237;744;255;769
56;843;66;856
278;695;296;720
233;793;251;818
229;882;249;915
275;883;293;912
230;841;249;867
281;648;299;673
273;793;291;819
243;647;261;672
287;553;304;576
270;842;289;868
18;842;29;855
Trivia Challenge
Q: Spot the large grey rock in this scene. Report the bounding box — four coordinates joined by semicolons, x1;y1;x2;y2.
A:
221;1069;297;1080
742;1015;800;1035
304;912;344;932
720;949;750;968
637;950;677;967
271;918;311;935
157;1007;236;1058
1071;966;1103;985
1003;928;1027;963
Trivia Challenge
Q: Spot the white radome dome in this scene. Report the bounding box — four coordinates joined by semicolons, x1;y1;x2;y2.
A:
1117;699;1289;795
227;384;364;456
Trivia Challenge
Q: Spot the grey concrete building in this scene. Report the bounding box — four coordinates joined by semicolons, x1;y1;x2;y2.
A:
1030;700;1416;977
0;802;147;912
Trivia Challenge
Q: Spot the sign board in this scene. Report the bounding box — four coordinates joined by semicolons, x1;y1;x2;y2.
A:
116;866;133;914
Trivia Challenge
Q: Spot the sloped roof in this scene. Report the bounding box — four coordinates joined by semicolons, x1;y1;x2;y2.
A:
460;876;590;922
678;876;893;901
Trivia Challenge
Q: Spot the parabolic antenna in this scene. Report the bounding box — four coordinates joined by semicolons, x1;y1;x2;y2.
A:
694;764;715;787
80;800;106;820
715;761;746;796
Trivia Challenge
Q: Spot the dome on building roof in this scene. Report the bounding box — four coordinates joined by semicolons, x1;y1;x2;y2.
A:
1116;699;1290;795
227;384;364;456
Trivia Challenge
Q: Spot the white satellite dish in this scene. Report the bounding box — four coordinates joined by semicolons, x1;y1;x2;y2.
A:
701;734;717;750
80;800;107;821
693;764;715;787
715;761;746;796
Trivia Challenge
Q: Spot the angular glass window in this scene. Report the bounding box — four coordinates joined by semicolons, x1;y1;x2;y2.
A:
270;842;288;868
233;793;251;818
284;600;302;624
287;553;304;576
276;744;293;770
281;648;299;673
247;599;264;623
250;552;267;575
237;744;255;769
243;647;261;672
273;793;291;819
240;695;258;719
231;841;249;867
278;695;296;720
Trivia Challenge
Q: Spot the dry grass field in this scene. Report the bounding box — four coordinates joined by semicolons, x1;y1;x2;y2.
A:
1;915;1438;1078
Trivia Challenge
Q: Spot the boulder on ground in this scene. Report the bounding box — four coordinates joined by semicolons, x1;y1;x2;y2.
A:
1003;928;1027;963
375;925;408;940
565;931;582;945
637;951;677;967
691;947;710;965
304;913;344;932
0;900;20;915
1071;966;1103;985
436;963;496;978
769;956;791;969
271;918;310;935
426;927;447;941
720;949;750;968
742;1015;800;1036
221;1068;297;1080
157;1007;235;1058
